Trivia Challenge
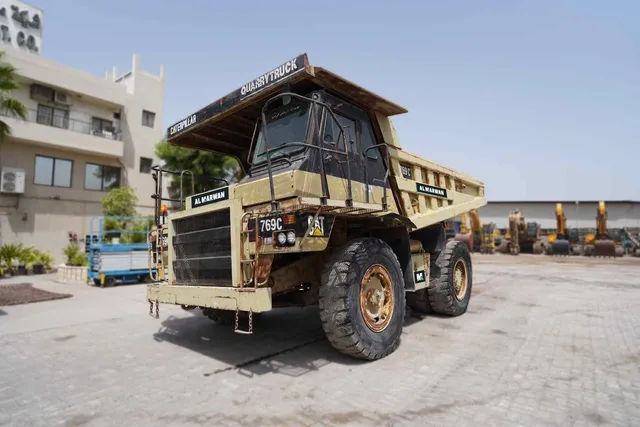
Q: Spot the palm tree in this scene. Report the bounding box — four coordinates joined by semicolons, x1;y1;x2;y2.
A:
0;50;27;143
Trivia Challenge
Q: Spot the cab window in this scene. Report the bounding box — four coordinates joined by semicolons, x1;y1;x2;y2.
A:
323;113;357;153
360;120;379;159
360;119;386;182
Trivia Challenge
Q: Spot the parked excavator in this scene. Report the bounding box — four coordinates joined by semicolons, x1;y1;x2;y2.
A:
503;209;544;255
550;203;571;255
621;228;640;257
454;209;482;252
588;201;621;257
480;222;496;254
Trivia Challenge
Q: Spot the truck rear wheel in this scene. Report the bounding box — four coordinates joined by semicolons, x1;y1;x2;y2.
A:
406;277;434;314
319;237;405;360
428;240;472;316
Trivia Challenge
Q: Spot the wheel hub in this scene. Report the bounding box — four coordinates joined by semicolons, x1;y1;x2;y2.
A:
360;264;394;332
453;258;468;300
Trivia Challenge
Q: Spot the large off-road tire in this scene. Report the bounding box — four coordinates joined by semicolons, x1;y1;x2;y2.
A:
427;240;472;316
319;237;405;360
407;285;434;314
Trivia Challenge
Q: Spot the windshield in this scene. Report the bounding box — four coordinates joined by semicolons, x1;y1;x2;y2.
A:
252;100;310;164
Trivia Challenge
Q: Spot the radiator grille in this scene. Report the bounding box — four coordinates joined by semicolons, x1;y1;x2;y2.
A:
172;209;232;286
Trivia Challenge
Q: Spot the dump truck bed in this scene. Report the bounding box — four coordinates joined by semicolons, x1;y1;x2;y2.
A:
386;145;486;230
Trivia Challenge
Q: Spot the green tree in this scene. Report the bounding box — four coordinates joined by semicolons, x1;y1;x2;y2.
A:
101;187;151;244
155;140;242;201
0;50;27;144
102;187;138;217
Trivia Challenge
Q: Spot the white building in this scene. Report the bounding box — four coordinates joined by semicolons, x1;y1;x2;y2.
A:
479;200;640;231
0;0;166;262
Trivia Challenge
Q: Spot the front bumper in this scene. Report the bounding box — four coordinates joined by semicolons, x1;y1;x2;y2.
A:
146;284;272;312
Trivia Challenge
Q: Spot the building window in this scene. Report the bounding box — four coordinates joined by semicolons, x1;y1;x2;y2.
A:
34;155;73;188
36;104;69;129
142;110;155;128
91;117;115;136
139;157;153;174
84;163;121;191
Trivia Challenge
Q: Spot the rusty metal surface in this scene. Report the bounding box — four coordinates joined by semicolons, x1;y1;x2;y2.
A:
454;233;473;253
593;240;617;258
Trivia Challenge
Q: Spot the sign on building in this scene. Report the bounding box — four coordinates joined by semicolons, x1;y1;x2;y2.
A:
0;0;42;55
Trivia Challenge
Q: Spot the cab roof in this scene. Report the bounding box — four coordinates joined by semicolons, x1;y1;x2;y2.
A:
166;53;408;171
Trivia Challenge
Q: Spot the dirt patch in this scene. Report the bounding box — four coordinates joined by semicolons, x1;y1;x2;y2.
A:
437;322;461;330
491;329;508;335
584;412;607;425
563;344;579;353
53;335;77;342
0;283;72;306
518;301;539;307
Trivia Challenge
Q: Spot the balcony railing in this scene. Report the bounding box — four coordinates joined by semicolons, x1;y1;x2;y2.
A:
2;108;122;141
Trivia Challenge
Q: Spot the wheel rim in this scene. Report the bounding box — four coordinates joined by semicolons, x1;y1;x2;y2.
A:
453;258;468;300
359;264;395;333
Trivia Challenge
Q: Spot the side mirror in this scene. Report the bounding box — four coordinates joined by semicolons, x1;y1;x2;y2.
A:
366;153;378;161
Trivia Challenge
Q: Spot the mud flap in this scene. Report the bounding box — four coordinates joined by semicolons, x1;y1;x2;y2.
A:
405;252;429;291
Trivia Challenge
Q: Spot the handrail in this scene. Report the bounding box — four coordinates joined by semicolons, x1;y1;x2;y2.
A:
260;92;353;211
151;164;229;225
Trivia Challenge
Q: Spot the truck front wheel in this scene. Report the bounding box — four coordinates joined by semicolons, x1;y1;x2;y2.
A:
319;237;405;360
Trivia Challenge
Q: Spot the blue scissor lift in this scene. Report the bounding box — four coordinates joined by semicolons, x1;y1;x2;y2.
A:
87;216;155;287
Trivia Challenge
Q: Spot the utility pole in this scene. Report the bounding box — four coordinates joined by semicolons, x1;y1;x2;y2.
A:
576;201;580;242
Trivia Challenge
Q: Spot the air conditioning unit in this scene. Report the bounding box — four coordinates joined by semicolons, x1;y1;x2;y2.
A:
54;91;70;105
0;167;26;194
30;84;54;102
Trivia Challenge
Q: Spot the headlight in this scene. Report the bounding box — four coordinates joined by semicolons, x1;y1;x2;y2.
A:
277;232;287;246
286;231;296;244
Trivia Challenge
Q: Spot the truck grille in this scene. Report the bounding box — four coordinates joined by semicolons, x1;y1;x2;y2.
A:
172;209;232;286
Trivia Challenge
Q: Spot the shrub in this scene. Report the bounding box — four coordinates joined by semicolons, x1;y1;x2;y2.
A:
63;243;87;266
18;246;38;267
35;250;55;270
0;242;24;270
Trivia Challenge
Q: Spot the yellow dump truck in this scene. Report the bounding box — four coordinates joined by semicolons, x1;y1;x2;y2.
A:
147;53;487;360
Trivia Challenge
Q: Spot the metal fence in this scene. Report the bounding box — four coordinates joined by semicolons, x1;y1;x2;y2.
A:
2;108;122;141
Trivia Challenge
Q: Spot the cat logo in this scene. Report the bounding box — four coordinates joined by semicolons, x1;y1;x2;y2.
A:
308;215;326;237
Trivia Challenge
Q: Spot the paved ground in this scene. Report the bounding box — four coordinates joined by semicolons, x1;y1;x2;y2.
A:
1;254;639;427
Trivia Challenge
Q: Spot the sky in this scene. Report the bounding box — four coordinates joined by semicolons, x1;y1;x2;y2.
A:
35;0;639;201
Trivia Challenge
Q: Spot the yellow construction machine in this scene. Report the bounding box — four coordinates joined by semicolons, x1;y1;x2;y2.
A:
480;222;496;254
550;203;571;255
586;201;620;257
503;209;544;255
146;53;487;361
453;209;482;252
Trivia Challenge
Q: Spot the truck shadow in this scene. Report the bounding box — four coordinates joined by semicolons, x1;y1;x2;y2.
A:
152;305;444;378
152;306;363;378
